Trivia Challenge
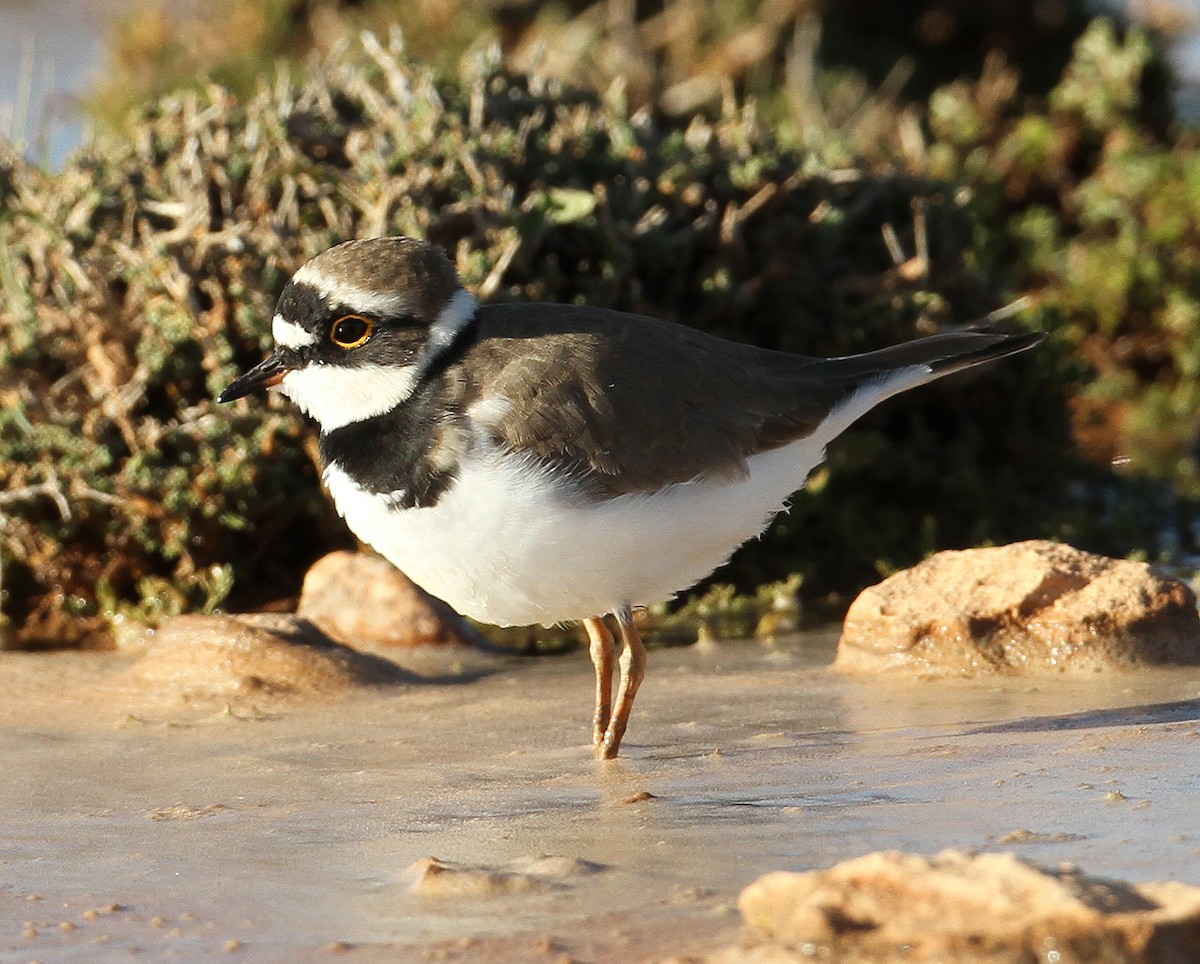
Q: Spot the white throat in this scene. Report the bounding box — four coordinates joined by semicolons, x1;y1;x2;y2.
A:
279;363;419;431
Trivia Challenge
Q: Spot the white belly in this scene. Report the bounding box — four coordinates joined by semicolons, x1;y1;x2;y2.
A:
321;436;825;627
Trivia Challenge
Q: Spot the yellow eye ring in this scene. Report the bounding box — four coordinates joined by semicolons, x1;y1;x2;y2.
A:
329;314;375;349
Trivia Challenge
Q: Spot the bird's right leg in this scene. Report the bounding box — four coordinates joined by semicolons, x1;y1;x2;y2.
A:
598;606;647;760
583;616;615;751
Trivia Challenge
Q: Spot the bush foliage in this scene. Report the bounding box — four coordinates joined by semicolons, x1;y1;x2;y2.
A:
0;22;1195;645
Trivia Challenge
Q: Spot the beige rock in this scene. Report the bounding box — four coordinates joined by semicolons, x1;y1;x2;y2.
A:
298;550;484;649
122;613;408;702
837;540;1200;674
731;850;1200;963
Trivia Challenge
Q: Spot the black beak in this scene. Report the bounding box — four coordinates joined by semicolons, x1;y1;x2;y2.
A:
217;352;291;403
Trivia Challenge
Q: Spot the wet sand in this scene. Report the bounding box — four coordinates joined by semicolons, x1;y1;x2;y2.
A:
2;631;1199;962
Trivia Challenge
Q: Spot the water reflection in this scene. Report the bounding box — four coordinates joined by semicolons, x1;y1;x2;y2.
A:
0;0;134;167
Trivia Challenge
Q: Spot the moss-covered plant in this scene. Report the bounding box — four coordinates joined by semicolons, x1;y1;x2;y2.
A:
913;20;1200;487
0;25;1192;646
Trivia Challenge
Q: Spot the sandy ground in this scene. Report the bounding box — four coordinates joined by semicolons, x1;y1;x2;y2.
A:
2;630;1199;962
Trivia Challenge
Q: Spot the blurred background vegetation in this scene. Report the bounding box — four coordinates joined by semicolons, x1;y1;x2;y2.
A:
3;0;1200;646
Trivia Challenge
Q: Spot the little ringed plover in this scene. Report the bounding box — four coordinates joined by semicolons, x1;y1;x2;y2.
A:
219;236;1043;759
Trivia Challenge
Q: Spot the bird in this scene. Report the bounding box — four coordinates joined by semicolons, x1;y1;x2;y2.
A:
218;236;1042;759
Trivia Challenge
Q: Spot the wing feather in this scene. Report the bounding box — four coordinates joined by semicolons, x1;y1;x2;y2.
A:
456;304;841;497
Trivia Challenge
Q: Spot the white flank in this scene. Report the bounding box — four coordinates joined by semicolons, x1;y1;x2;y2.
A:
321;361;939;627
292;261;414;317
272;314;318;349
280;363;419;431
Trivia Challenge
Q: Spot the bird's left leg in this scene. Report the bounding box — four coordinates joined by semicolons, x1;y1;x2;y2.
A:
598;605;646;760
583;617;616;751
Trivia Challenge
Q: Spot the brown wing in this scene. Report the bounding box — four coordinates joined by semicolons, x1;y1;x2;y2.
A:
454;303;848;497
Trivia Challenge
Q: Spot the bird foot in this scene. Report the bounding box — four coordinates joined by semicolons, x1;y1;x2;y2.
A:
595;731;621;760
592;716;610;753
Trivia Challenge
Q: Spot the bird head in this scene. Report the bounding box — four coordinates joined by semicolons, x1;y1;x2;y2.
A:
218;237;476;430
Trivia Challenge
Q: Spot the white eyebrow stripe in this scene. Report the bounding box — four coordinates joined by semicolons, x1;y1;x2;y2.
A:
272;314;318;349
291;263;414;317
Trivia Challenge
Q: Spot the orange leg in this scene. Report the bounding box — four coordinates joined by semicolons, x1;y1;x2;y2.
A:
598;606;647;760
583;617;615;751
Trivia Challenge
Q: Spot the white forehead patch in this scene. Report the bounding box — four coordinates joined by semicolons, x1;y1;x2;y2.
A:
291;261;413;317
272;314;318;350
279;363;419;432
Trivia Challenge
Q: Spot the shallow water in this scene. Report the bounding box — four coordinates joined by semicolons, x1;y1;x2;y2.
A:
1;630;1199;961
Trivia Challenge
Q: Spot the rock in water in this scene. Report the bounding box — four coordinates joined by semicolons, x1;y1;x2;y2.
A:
125;613;409;702
837;540;1200;674
403;855;605;897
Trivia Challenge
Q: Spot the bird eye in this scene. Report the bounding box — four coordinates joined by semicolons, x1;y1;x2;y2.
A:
329;315;375;349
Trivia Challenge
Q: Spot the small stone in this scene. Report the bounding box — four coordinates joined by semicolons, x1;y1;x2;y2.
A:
403;855;594;897
837;540;1200;675
298;550;487;649
150;803;226;821
997;828;1085;844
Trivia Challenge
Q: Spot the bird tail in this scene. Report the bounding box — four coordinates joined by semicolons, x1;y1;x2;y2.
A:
802;330;1045;383
795;329;1044;450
